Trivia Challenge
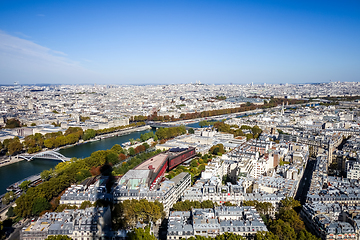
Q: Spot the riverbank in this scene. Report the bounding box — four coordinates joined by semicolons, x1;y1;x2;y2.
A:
0;127;155;195
0;156;26;168
0;125;152;169
94;125;151;140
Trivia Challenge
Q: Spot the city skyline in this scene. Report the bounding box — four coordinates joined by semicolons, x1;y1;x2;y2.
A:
1;0;360;85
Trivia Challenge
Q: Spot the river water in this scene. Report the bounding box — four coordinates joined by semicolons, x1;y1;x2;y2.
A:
0;129;154;195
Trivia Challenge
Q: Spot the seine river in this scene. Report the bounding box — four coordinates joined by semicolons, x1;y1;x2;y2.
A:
0;129;154;195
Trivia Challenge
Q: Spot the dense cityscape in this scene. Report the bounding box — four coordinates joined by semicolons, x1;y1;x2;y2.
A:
0;82;359;240
1;0;360;239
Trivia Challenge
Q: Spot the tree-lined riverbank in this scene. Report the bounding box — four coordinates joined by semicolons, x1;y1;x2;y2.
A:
0;128;155;195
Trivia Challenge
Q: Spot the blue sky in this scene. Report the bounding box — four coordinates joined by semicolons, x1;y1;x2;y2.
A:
0;0;359;85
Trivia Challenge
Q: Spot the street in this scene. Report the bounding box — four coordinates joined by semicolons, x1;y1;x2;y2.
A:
7;219;30;240
295;158;316;205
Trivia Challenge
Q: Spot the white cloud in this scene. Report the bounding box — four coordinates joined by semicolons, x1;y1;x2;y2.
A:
0;30;100;84
14;32;31;38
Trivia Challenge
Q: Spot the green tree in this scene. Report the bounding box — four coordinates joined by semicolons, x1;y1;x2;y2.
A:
106;151;119;165
297;230;319;240
280;197;301;211
55;204;77;212
32;197;51;215
223;202;237;207
111;144;124;154
201;200;215;208
255;231;279;240
142;142;150;150
6;206;15;218
79;201;93;209
19;180;31;191
190;159;198;168
127;227;156;240
24;133;44;154
44;138;55;149
188;128;195;134
209;144;225;155
268;219;297;240
2;191;15;205
40;169;53;181
7;137;23;156
140;132;155;142
172;200;215;211
5;118;21;128
80;115;90;122
246;133;254;140
83;129;96;141
44;235;72;240
31;123;37;126
155;126;186;140
128;147;136;156
2;139;10;151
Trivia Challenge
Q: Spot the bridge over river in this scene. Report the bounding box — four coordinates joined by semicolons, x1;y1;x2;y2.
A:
18;151;71;162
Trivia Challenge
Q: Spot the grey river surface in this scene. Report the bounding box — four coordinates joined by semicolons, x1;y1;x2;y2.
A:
0;128;154;195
